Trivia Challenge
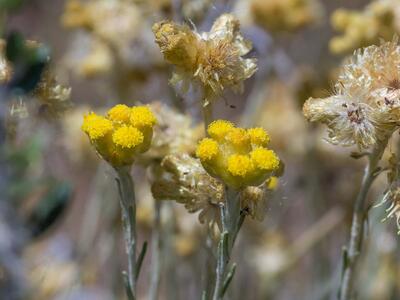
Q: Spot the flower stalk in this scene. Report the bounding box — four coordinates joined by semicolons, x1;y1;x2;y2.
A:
338;144;385;300
116;166;147;300
149;200;162;300
212;186;244;300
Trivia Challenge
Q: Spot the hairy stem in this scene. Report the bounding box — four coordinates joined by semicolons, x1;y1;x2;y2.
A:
116;167;138;300
212;187;244;300
149;200;162;300
338;145;384;300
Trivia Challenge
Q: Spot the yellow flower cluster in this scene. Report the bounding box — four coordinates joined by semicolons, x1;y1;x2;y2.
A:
82;104;156;167
330;0;400;54
196;120;281;189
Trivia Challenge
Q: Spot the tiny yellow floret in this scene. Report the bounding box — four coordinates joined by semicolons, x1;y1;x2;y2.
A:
250;148;279;171
226;128;250;147
113;125;144;148
248;127;270;146
227;154;253;177
130;106;157;128
267;176;279;190
196;138;219;161
107;104;131;123
82;112;113;140
207;120;234;140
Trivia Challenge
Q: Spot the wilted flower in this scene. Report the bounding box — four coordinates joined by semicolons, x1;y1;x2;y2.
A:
152;154;224;229
240;177;278;221
152;14;257;103
250;0;323;33
82;104;157;167
330;0;400;54
196;120;282;189
303;39;400;150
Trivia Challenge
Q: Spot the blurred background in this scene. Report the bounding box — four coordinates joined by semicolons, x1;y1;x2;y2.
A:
1;0;400;299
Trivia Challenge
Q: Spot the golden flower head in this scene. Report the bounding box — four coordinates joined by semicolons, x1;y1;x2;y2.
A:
82;104;156;167
153;14;257;101
196;120;282;189
151;154;224;229
303;39;400;150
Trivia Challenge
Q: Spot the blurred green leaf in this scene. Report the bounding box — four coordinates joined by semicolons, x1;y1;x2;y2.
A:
28;181;72;237
0;0;24;10
5;31;50;94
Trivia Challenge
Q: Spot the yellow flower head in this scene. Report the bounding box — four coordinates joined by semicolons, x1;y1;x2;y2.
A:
196;138;219;161
208;120;234;140
107;104;131;123
227;154;254;177
196;120;282;189
267;176;279;190
250;148;279;171
248;127;270;146
82;112;113;140
82;104;156;167
130;106;157;128
113;126;144;149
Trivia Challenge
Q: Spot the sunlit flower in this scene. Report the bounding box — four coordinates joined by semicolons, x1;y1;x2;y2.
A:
153;14;257;102
196;120;282;189
82;104;156;167
303;39;400;149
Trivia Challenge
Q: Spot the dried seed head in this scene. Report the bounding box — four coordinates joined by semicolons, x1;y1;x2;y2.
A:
153;14;257;102
303;39;400;150
151;154;224;229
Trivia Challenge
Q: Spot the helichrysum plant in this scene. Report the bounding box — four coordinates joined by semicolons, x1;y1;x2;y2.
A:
82;104;156;299
303;39;400;300
152;120;282;299
152;14;257;125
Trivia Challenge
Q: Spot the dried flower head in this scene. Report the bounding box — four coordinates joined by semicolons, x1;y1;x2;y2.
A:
330;0;400;54
250;0;323;33
196;120;282;189
152;154;224;229
303;39;400;149
82;104;156;167
239;179;278;221
153;14;257;102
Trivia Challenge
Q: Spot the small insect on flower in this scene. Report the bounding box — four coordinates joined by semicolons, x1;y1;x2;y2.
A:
82;104;157;167
196;120;282;189
303;39;400;150
152;14;257;102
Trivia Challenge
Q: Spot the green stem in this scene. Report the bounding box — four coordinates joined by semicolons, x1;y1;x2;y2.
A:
212;186;243;300
202;102;213;132
116;167;138;300
149;200;162;300
338;145;384;300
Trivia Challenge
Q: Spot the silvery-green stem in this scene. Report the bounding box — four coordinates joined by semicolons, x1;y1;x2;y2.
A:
116;167;139;300
149;200;162;300
212;186;243;300
338;145;385;300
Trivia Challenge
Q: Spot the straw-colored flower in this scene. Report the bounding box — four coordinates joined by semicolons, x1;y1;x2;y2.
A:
303;39;400;149
153;14;257;102
82;104;156;167
196;120;282;189
152;154;224;229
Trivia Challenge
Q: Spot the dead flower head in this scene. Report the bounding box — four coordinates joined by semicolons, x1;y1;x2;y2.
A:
153;14;257;102
151;154;224;229
303;39;400;150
